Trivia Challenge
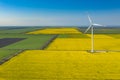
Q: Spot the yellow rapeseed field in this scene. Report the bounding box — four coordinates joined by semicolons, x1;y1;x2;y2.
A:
0;50;120;80
86;34;114;39
27;28;81;34
46;38;120;51
107;34;120;38
47;38;91;50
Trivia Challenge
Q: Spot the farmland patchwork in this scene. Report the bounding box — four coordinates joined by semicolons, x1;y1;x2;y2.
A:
0;27;120;80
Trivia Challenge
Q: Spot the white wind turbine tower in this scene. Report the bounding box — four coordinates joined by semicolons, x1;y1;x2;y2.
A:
84;15;104;53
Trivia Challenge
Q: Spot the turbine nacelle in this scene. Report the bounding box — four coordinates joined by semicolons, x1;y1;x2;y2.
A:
92;23;104;26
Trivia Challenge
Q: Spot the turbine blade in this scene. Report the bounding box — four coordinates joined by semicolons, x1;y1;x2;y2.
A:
88;15;93;24
84;25;92;33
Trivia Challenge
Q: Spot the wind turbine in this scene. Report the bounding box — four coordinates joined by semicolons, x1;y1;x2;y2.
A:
84;15;104;53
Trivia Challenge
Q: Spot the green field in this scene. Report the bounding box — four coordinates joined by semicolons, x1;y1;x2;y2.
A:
58;34;90;38
79;27;120;34
0;34;54;61
0;27;55;61
1;34;54;49
0;49;18;61
0;27;42;33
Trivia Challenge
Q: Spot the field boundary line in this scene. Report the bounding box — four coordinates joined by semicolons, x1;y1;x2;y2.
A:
40;34;59;50
0;50;25;65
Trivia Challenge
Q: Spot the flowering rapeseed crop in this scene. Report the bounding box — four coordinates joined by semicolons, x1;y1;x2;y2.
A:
46;38;120;51
0;50;120;80
107;34;120;38
86;34;114;39
27;28;81;34
47;38;91;50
